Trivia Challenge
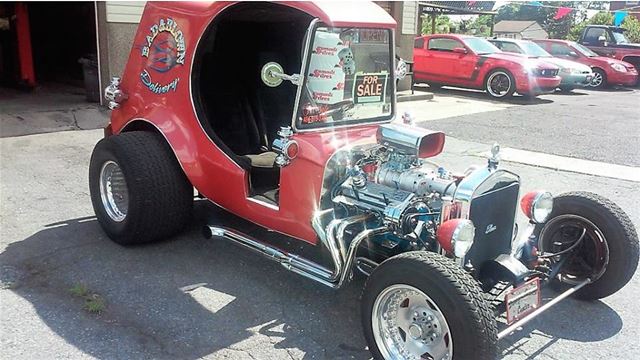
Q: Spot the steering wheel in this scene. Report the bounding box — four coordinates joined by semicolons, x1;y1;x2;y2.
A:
320;99;355;119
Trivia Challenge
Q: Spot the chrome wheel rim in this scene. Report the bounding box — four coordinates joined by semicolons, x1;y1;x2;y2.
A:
99;160;129;222
372;284;453;360
487;72;511;97
590;72;603;87
539;214;609;284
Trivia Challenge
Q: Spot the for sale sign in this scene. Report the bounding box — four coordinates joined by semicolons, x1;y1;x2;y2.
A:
353;73;388;104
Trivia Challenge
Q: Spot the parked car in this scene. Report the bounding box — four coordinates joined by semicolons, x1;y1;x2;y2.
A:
576;25;640;75
92;2;639;359
489;38;593;92
413;34;561;99
534;39;639;89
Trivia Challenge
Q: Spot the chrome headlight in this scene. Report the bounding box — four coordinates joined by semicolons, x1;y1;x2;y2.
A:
437;219;476;258
520;191;554;223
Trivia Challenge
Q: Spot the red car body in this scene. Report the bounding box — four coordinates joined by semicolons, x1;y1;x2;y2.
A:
534;39;639;87
413;34;561;96
107;1;395;245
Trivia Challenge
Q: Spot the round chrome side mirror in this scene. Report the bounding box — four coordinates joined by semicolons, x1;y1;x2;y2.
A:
261;62;285;87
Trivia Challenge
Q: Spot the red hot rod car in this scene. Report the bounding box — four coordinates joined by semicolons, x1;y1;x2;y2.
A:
413;34;562;99
91;2;639;359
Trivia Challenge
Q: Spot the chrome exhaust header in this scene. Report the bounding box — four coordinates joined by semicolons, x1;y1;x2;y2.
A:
204;210;385;289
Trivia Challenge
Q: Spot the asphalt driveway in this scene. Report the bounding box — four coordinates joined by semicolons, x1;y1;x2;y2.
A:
1;129;639;359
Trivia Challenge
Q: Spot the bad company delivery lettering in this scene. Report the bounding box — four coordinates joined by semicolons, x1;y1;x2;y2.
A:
139;18;185;94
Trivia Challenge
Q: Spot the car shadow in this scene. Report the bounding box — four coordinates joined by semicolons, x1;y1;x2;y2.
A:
0;201;624;359
413;84;554;105
0;203;371;359
499;288;623;358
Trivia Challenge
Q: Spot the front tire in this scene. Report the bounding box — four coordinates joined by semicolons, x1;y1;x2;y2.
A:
535;192;639;300
89;131;193;245
485;69;516;99
590;68;607;89
362;252;497;360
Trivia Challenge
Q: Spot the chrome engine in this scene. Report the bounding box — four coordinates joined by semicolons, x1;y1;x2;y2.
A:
327;123;521;269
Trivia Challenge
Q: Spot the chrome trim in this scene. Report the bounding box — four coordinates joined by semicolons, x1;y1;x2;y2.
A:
290;18;320;131
104;77;128;110
246;196;279;211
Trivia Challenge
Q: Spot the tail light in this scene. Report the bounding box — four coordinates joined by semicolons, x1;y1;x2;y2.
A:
437;219;475;258
520;191;553;223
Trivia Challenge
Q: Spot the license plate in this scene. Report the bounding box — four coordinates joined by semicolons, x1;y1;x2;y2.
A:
505;278;541;325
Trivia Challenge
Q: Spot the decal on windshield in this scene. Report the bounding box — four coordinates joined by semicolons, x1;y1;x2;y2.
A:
353;73;388;104
138;17;185;94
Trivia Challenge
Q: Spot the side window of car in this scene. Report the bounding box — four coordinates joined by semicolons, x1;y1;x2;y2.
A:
427;38;462;52
414;38;425;49
550;43;572;56
500;42;523;54
583;28;607;44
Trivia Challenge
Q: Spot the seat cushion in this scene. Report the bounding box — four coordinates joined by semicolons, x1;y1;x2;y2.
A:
244;152;278;168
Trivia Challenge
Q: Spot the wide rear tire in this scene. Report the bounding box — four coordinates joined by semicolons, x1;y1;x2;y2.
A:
535;192;639;300
89;131;193;245
361;251;497;360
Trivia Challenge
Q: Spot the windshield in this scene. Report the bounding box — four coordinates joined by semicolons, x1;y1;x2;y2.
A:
296;26;393;130
612;30;629;44
572;42;599;57
462;38;500;55
520;41;551;57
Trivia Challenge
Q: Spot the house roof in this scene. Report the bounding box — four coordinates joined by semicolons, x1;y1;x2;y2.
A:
493;20;538;33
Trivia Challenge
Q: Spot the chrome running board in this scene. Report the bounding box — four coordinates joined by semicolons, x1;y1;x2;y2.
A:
203;211;385;289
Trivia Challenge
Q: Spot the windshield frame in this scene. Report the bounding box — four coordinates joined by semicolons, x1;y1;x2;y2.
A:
291;20;396;133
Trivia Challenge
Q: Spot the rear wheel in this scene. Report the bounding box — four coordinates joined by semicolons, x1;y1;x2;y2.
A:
485;69;516;99
362;252;497;360
589;68;607;89
535;192;639;300
89;131;193;245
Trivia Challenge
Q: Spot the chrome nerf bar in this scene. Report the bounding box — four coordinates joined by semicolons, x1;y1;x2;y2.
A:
497;278;591;340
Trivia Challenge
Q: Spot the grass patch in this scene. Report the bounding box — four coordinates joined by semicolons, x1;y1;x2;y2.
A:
69;282;105;314
69;283;89;297
85;294;106;313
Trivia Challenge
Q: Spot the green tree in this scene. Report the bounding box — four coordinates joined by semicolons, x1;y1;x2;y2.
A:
460;15;494;37
621;16;640;43
567;12;613;40
421;15;453;35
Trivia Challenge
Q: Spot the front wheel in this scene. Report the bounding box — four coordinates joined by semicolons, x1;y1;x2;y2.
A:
589;68;607;89
361;252;497;360
535;192;639;300
485;69;516;99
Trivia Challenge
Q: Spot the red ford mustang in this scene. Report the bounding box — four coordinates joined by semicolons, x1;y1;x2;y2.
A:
413;34;562;99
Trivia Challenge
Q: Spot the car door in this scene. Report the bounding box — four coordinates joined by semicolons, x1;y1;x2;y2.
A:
426;37;476;82
412;37;430;80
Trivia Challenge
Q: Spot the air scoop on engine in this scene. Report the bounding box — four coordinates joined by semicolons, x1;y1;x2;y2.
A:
377;123;445;158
